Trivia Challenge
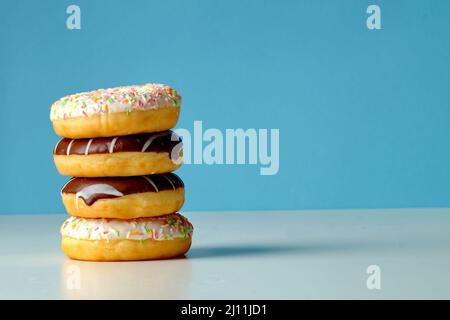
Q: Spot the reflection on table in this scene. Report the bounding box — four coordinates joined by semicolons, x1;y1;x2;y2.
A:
61;257;192;299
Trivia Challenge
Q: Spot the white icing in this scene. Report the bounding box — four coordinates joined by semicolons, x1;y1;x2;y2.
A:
109;137;118;153
54;139;62;154
75;184;124;209
162;175;176;189
142;176;159;192
84;138;93;155
60;214;193;241
50;83;181;121
141;132;170;152
66;140;74;156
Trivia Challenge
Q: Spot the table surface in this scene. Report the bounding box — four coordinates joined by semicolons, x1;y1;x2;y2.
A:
1;208;450;299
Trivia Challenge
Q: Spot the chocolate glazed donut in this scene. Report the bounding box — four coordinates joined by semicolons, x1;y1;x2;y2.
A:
53;131;183;177
61;173;185;219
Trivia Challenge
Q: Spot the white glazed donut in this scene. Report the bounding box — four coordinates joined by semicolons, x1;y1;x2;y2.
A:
50;84;181;138
60;213;193;261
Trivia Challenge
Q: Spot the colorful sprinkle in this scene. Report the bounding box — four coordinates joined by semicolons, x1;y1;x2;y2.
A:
50;84;181;121
60;213;193;241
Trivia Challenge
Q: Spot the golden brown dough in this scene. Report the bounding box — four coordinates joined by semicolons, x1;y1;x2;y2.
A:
54;151;181;177
61;236;192;261
53;107;180;138
62;188;185;219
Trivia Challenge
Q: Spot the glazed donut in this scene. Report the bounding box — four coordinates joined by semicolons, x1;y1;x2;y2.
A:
53;131;182;177
61;173;184;219
60;213;193;261
50;84;181;138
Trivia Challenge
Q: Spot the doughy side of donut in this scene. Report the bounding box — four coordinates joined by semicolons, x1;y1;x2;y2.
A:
61;236;192;261
52;106;180;138
54;152;181;177
62;188;185;219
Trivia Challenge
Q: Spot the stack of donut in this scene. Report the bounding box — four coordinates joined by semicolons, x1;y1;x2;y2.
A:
50;84;193;261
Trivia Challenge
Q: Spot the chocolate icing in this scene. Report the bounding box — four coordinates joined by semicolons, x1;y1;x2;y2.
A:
54;131;182;158
62;173;184;205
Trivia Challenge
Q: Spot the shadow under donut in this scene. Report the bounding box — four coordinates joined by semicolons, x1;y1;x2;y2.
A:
185;238;426;259
186;244;303;259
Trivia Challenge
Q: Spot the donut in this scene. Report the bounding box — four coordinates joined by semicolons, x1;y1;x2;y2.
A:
60;213;193;261
50;84;181;138
61;173;185;219
53;130;182;177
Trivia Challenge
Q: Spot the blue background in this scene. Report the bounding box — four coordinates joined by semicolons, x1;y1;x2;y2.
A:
1;0;449;214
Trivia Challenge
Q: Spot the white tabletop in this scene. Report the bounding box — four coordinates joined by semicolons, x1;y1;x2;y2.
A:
1;209;450;299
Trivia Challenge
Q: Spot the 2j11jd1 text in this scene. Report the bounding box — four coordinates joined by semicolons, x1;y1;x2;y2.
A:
225;304;266;317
